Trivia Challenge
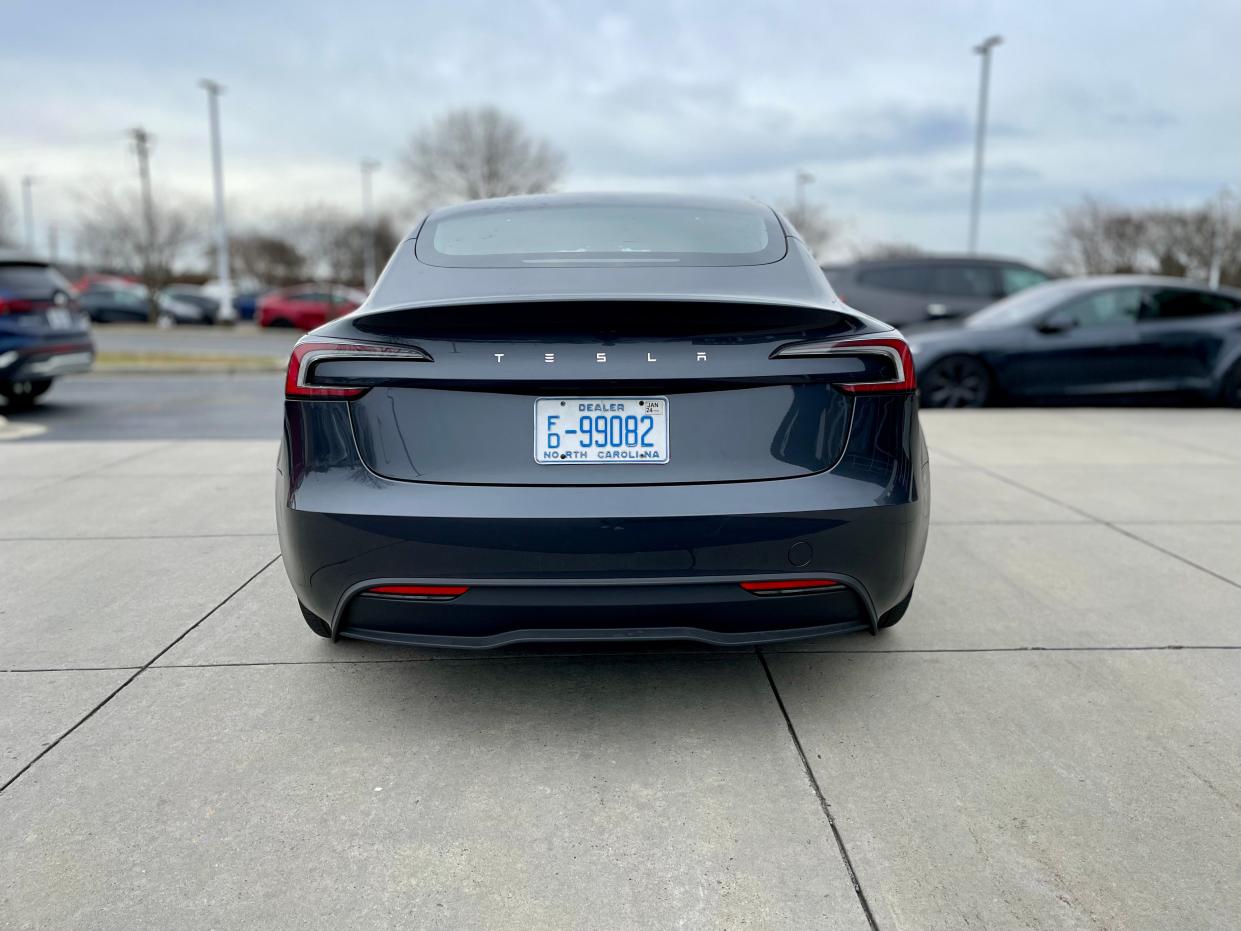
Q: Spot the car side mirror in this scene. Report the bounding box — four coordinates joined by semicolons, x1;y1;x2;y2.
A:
1038;311;1075;334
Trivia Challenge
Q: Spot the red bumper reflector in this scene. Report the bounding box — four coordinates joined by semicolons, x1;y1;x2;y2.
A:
368;584;469;597
740;579;839;593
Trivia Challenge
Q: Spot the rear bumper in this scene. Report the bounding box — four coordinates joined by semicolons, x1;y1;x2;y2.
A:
342;578;873;648
276;396;930;647
0;336;94;383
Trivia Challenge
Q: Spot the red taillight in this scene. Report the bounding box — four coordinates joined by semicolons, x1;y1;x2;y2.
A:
367;584;469;599
770;335;915;393
740;579;840;595
0;298;37;315
284;339;431;400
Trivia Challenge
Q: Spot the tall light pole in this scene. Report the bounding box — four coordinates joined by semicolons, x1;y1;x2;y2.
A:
200;79;236;323
129;127;159;322
794;169;814;217
20;176;36;252
968;34;1003;254
360;159;380;290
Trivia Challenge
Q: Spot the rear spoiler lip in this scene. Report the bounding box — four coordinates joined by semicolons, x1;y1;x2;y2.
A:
356;291;855;318
351;292;894;335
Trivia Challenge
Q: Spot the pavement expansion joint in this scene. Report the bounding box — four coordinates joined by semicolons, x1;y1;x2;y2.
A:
758;652;879;931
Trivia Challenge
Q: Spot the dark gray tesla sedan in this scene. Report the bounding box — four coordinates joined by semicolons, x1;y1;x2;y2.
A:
910;276;1241;407
276;193;929;648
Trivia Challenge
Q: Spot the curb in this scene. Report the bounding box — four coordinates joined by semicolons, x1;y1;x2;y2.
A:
92;363;285;376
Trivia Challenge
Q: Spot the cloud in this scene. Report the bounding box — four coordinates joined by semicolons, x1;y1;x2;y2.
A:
1;0;1238;263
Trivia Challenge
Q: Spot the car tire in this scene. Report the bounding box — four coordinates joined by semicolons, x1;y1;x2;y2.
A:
919;355;992;408
299;601;332;638
1221;361;1241;408
877;588;913;629
157;312;177;329
1;379;53;410
266;317;294;328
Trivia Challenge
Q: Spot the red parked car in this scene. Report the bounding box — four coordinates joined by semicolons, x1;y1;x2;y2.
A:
258;284;367;330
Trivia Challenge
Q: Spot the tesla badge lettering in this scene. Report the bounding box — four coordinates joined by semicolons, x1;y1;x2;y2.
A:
496;350;710;364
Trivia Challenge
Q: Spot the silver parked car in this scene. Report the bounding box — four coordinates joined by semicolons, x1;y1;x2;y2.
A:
822;255;1051;327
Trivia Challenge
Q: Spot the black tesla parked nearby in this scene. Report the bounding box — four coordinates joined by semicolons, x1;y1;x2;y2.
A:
276;193;930;648
911;276;1241;407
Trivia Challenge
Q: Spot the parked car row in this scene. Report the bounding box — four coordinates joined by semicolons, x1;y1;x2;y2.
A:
64;278;368;331
80;283;214;327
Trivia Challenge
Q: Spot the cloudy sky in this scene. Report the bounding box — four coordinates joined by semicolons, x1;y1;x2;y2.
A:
4;0;1239;263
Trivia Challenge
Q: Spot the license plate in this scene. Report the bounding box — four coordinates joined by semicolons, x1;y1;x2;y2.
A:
535;397;669;464
46;308;74;330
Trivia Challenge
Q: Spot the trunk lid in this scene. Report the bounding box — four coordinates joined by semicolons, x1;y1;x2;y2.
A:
334;300;881;486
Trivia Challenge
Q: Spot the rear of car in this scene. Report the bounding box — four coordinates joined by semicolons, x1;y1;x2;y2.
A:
276;195;929;648
0;256;94;407
259;286;364;330
162;286;221;323
825;256;1050;327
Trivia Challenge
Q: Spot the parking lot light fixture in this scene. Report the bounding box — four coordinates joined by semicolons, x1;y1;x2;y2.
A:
200;79;236;324
968;34;1003;254
361;159;381;290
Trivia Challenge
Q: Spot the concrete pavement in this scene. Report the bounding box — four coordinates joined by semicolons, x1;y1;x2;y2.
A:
1;404;1239;928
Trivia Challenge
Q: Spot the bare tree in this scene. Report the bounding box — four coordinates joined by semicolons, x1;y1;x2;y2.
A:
400;106;566;207
75;186;204;321
780;201;839;258
266;206;402;287
1049;197;1149;275
1049;193;1241;285
227;233;306;287
0;180;16;247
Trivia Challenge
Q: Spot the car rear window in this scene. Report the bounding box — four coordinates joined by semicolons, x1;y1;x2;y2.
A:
858;263;996;298
0;263;70;295
415;202;786;268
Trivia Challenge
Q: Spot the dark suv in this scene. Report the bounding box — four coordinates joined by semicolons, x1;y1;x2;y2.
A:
0;254;94;408
822;256;1051;327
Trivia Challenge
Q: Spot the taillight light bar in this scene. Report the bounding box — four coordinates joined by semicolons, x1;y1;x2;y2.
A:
770;335;915;393
0;298;38;315
740;579;840;595
285;340;431;399
366;584;469;601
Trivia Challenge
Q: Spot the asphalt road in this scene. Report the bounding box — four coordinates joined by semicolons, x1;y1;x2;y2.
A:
1;391;1239;928
1;373;282;440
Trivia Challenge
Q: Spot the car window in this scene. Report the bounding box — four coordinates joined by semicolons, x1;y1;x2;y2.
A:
294;291;330;303
98;289;143;307
967;281;1090;329
927;265;996;298
0;264;70;293
999;265;1050;295
417;201;785;268
856;263;996;297
1058;287;1144;328
1141;288;1241;320
856;265;934;294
